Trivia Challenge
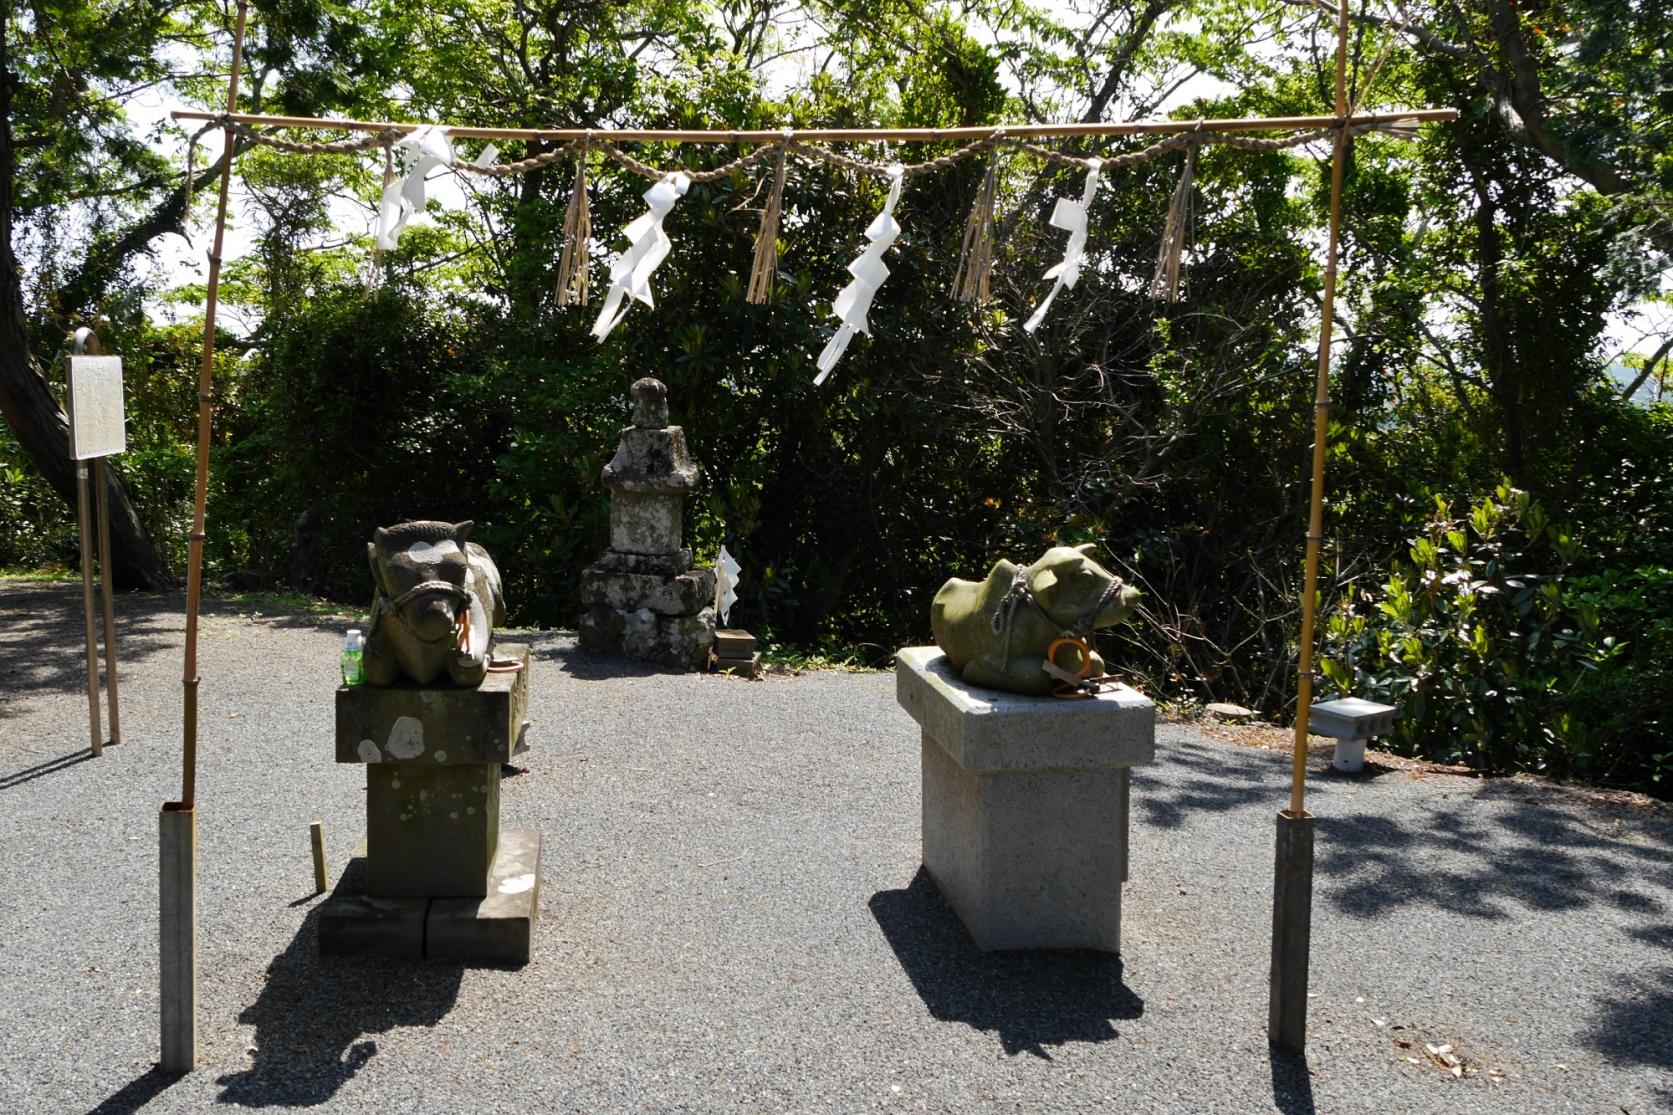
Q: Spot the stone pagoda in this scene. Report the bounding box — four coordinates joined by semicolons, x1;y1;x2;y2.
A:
578;377;715;669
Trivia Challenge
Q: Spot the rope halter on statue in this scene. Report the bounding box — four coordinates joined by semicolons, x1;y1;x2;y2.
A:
370;579;477;650
988;566;1126;695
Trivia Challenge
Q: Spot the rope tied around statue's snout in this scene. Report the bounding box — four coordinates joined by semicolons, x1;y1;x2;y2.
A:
370;579;477;649
986;568;1127;697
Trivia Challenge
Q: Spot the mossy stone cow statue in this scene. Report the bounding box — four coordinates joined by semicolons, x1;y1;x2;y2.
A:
363;520;505;687
930;543;1141;695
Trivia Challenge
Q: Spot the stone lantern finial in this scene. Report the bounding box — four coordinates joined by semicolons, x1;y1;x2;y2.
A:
630;377;669;429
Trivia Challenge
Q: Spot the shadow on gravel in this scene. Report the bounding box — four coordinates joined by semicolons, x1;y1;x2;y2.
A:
1134;738;1280;829
0;747;96;790
869;869;1143;1059
543;641;687;681
1583;965;1673;1087
0;581;174;720
1319;786;1673;925
215;906;462;1108
82;1066;182;1114
1268;1047;1316;1115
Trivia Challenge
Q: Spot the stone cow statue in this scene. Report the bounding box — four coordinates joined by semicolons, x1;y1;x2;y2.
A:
930;543;1141;695
363;520;505;687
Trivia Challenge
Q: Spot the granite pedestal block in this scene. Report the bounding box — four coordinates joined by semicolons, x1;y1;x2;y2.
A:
319;831;542;964
895;646;1156;953
323;645;540;962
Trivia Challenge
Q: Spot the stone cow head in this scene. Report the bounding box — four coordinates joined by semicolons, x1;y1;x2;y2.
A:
1028;542;1142;633
364;519;504;687
368;520;478;646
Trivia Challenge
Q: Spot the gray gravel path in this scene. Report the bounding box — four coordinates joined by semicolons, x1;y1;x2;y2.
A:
0;579;1668;1114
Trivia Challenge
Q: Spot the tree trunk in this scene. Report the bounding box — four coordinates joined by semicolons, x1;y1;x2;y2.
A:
1474;181;1525;484
0;15;173;590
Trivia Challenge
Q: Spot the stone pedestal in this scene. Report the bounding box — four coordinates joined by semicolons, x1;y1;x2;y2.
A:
895;646;1156;953
577;377;715;669
321;645;540;963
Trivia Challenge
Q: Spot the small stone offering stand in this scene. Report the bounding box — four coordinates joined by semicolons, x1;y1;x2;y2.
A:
321;648;540;963
578;377;716;669
896;646;1155;952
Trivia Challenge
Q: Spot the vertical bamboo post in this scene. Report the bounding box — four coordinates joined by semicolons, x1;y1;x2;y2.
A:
181;0;248;807
1271;0;1351;1056
76;460;102;756
1290;0;1352;821
162;0;248;1076
94;456;120;745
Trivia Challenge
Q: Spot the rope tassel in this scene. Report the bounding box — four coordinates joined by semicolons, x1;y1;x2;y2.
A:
952;150;1000;304
1150;142;1196;302
555;152;592;307
746;143;789;304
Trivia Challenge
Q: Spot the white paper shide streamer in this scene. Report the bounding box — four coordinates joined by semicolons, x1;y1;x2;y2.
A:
592;172;691;342
377;126;456;251
814;165;905;385
1023;158;1103;333
713;545;741;626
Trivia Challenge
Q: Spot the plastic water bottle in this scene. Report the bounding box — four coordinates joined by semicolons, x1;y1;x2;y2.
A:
341;629;365;686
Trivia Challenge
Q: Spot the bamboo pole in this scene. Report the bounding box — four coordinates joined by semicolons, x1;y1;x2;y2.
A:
1289;0;1354;819
169;107;1455;144
180;0;249;808
94;455;120;745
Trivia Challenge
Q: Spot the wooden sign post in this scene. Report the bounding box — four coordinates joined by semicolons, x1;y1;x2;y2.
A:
66;326;123;756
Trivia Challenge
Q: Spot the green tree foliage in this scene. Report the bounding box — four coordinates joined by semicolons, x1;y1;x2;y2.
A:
2;1;1669;792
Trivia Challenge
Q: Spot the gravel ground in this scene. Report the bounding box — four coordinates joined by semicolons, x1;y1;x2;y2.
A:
0;578;1668;1115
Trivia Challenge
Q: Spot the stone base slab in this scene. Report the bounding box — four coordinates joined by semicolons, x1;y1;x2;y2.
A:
709;651;763;678
580;565;715;616
319;831;541;964
579;603;715;670
593;548;693;577
429;828;542;964
896;645;1156;954
922;733;1131;952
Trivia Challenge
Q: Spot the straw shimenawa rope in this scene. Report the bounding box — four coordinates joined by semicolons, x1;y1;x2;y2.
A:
180;114;1422;305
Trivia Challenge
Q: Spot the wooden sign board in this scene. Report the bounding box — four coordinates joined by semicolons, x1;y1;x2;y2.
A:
67;355;126;460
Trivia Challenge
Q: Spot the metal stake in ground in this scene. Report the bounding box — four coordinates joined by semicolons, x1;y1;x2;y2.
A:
163;0;248;1076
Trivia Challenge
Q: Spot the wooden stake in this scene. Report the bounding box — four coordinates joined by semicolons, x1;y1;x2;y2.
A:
181;0;249;808
94;455;120;745
170;107;1455;145
76;461;102;757
310;821;328;893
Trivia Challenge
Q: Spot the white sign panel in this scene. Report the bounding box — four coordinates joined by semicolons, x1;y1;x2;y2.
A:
67;355;126;460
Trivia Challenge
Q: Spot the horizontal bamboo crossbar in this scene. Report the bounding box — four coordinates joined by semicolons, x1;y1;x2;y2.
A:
171;108;1456;144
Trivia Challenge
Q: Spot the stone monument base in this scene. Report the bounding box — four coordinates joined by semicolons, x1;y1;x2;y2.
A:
319;829;542;964
896;646;1156;953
